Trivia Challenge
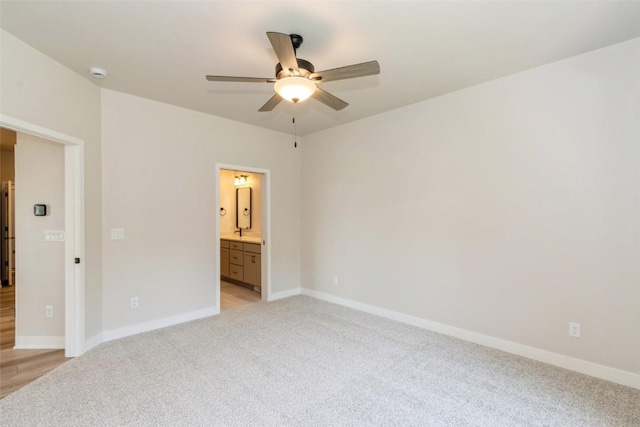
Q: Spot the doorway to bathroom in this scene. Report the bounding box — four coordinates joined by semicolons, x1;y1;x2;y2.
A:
216;164;270;312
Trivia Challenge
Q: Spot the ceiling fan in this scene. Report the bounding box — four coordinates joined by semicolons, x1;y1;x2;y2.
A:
206;32;380;112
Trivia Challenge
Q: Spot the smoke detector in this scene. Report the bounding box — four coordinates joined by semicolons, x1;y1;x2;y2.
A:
89;67;107;79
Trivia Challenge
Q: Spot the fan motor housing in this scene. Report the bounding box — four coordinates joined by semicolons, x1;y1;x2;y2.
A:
276;58;315;80
289;34;303;50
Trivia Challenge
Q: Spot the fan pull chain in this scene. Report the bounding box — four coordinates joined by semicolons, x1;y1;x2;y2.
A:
293;102;298;148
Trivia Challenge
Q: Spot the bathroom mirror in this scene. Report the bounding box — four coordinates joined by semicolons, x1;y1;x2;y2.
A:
236;187;252;229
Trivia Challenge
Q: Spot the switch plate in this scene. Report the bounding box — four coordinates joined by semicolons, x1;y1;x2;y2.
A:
46;306;53;318
45;230;65;241
111;228;125;240
569;322;581;338
333;276;339;285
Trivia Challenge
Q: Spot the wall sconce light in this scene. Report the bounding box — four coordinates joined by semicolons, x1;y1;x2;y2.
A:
234;175;248;186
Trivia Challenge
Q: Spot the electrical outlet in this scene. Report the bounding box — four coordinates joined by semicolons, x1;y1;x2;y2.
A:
130;297;139;309
569;322;581;338
333;276;339;285
45;306;53;318
111;228;125;240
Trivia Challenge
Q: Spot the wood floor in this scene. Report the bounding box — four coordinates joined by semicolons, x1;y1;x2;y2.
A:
0;282;259;398
220;280;261;311
0;285;69;399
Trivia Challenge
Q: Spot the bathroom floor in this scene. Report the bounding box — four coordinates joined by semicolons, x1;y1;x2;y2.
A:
220;280;261;311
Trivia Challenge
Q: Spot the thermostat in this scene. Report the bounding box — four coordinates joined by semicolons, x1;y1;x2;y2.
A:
34;204;47;216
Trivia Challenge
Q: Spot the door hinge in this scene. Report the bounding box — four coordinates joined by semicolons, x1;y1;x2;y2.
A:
74;258;81;264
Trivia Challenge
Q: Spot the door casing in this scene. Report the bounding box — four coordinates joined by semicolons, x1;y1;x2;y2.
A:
0;115;85;357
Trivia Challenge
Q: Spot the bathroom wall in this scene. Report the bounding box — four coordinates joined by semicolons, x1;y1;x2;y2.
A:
220;169;262;236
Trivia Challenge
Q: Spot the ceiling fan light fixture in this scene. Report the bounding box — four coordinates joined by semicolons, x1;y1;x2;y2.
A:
274;76;316;103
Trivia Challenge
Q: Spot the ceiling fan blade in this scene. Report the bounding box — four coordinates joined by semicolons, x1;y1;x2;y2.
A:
310;60;380;83
258;94;283;112
312;88;349;111
206;75;276;83
266;32;299;75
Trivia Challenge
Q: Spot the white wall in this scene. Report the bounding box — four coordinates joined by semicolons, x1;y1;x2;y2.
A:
101;89;300;332
0;29;103;340
15;133;65;339
301;38;640;375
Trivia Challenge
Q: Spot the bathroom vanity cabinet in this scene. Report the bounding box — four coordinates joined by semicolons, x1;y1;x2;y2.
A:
243;243;261;288
220;238;261;289
220;240;230;277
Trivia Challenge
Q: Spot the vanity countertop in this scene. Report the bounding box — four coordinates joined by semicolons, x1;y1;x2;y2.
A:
220;234;262;244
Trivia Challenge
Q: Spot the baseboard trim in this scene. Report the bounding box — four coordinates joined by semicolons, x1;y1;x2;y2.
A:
14;336;65;349
301;288;640;390
84;333;104;353
269;287;301;301
102;306;219;343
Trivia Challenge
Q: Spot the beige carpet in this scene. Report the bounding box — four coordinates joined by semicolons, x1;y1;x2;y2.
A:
1;295;638;426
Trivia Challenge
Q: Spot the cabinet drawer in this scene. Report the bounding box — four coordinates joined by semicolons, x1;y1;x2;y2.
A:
244;243;261;254
229;264;244;281
220;239;230;249
230;249;243;265
230;241;243;250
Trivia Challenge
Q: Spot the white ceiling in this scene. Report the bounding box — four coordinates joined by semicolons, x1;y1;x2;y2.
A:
2;1;640;136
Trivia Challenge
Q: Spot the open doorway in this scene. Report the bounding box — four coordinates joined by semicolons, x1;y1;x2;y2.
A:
1;128;16;350
0;127;70;398
0;115;85;358
217;165;270;312
0;128;66;348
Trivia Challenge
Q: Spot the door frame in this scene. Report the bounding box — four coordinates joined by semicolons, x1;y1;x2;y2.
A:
0;114;85;357
215;163;271;312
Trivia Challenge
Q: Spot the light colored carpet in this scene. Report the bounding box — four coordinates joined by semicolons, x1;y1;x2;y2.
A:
1;295;638;426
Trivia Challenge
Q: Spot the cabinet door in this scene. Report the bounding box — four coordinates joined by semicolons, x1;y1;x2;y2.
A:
253;254;261;287
220;248;230;277
243;253;261;287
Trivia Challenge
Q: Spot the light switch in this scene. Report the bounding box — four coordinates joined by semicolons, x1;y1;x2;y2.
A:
44;230;65;241
111;228;125;240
